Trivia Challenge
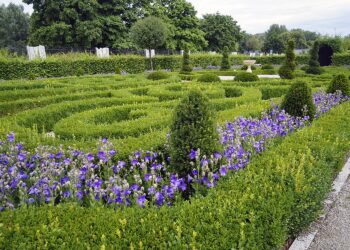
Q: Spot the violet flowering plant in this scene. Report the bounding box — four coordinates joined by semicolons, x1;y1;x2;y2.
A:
0;91;348;211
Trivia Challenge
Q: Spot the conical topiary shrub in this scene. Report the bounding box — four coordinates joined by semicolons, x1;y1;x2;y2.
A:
281;81;316;121
221;46;230;70
278;40;296;79
327;74;350;96
180;48;192;74
306;41;323;75
169;90;220;178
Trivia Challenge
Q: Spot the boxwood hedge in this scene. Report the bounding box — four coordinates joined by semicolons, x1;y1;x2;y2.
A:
1;101;349;249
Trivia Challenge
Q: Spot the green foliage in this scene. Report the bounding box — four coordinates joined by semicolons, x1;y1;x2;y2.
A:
306;41;323;75
281;81;316;120
327;74;350;96
235;72;259;82
261;64;276;74
2;102;350;248
262;64;274;70
180;49;192;74
200;13;242;52
262;24;288;54
224;87;243;98
260;86;289;100
197;73;221;83
279;40;296;79
115;68;121;75
169;90;220;177
179;73;196;81
147;71;169;80
221;46;231;70
0;3;29;53
332;53;350;66
240;33;263;52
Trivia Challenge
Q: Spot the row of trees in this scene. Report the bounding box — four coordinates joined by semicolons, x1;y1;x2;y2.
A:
1;2;349;54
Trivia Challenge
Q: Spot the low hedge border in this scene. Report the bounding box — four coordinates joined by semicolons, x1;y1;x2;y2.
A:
0;54;315;80
1;101;349;249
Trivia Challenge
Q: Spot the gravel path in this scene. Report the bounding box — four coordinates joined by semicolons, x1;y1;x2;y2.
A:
309;176;350;250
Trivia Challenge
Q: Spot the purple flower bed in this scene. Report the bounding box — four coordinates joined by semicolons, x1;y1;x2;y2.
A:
0;91;348;211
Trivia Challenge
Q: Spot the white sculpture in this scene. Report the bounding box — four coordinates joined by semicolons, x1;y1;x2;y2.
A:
243;60;256;73
96;47;110;58
145;49;155;58
27;45;46;60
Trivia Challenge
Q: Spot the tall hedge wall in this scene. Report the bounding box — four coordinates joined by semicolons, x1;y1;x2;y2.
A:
0;54;313;80
1;101;350;249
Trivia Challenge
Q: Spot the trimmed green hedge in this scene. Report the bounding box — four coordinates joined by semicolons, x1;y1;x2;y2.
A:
1;101;349;249
332;53;350;66
0;54;313;80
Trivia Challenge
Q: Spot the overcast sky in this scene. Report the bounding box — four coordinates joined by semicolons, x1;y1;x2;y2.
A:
1;0;350;36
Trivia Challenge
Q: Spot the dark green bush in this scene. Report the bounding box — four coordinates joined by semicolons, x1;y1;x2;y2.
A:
281;81;316;120
197;73;221;83
147;71;169;80
235;72;259;82
224;87;243;98
261;64;274;70
180;49;192;74
327;74;350;96
262;69;276;75
115;68;121;74
75;67;84;77
169;90;220;178
279;40;296;79
221;46;231;70
179;73;196;81
306;41;323;75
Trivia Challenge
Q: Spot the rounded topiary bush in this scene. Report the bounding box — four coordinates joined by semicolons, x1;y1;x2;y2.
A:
147;71;169;80
180;48;192;74
278;65;294;79
327;74;350;96
169;90;221;179
221;46;231;70
234;72;259;82
279;40;296;79
197;73;221;83
306;41;323;75
281;81;316;121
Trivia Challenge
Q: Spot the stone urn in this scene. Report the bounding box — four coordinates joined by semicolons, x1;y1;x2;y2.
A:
243;60;256;73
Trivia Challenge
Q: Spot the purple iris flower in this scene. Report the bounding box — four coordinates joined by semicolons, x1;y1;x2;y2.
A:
220;167;228;176
18;153;26;162
136;195;146;207
86;153;94;162
7;132;15;142
189;149;197;160
144;173;152;181
155;192;164;206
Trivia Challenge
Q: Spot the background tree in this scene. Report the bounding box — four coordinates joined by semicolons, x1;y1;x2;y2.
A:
306;41;322;75
0;4;29;53
243;34;264;52
278;40;296;79
342;35;350;51
262;24;288;54
150;0;206;51
288;29;308;49
200;12;242;52
130;16;168;70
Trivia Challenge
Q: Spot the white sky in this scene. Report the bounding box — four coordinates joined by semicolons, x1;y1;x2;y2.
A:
1;0;350;36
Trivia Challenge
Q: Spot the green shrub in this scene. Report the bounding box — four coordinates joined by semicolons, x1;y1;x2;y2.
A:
115;68;121;74
221;46;231;70
27;72;37;80
306;41;323;75
262;69;276;75
279;40;296;79
260;86;289;100
224;87;243;98
235;72;259;82
147;71;169;80
179;73;196;81
327;74;350;96
180;49;192;74
281;81;316;120
75;67;84;77
197;73;221;83
261;64;274;70
169;90;221;178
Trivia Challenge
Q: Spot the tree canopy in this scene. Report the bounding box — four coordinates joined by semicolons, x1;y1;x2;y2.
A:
200;12;242;52
0;4;29;51
262;24;288;54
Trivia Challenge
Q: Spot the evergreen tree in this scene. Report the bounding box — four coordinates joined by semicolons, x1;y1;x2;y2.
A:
278;40;296;79
306;41;323;75
221;46;230;70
